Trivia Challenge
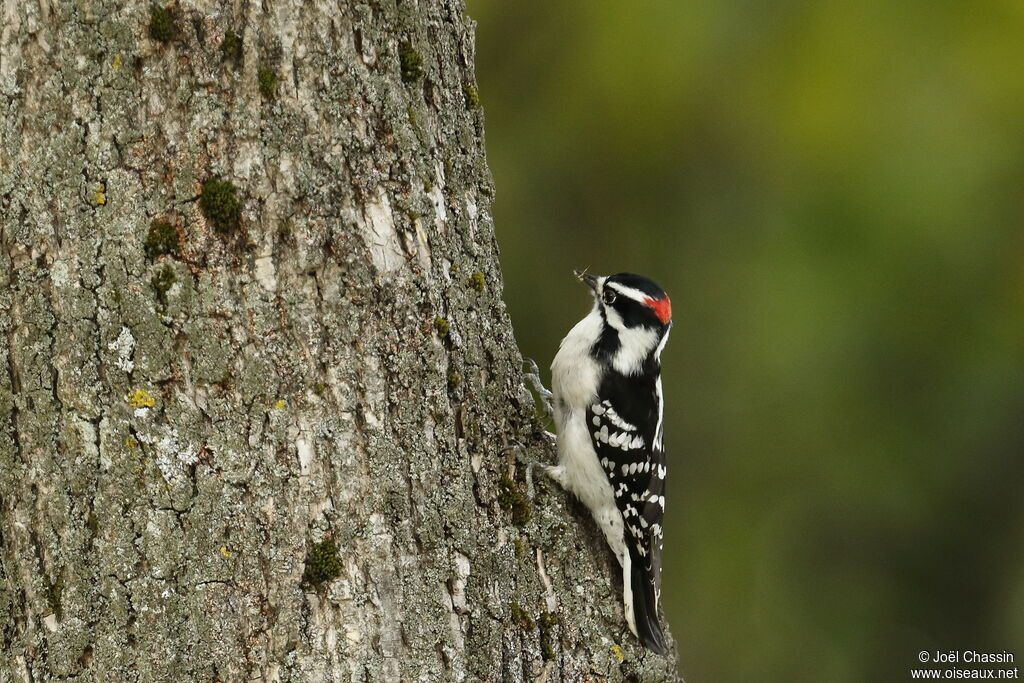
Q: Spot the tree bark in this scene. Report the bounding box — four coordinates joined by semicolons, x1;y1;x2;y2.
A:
0;0;679;680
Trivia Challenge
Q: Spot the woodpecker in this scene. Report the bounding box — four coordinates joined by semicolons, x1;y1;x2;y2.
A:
548;270;672;654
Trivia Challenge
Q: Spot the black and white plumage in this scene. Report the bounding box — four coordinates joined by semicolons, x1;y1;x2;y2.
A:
548;270;672;654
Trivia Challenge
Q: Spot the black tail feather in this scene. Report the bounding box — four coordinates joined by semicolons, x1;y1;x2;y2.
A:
628;545;667;654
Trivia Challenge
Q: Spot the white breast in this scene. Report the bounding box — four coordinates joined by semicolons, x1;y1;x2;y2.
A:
551;306;603;429
550;306;626;552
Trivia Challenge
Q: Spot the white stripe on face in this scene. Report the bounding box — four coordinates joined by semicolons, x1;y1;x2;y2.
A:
604;281;654;306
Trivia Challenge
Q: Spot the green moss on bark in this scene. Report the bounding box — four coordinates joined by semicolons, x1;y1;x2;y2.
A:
44;573;65;620
221;30;242;65
258;66;277;100
539;611;559;660
446;370;461;391
433;316;450;338
200;179;241;235
498;473;532;526
399;42;423;83
509;602;535;630
149;5;176;43
144;219;181;259
303;540;342;585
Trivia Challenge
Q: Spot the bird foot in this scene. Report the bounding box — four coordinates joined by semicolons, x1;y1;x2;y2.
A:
522;357;555;421
508;444;560;500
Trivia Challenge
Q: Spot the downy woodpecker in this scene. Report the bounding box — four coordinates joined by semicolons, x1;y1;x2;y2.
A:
549;270;672;654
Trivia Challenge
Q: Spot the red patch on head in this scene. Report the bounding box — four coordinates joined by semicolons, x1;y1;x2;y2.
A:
645;296;672;324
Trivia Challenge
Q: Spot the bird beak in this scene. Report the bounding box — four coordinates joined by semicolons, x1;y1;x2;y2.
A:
574;269;599;291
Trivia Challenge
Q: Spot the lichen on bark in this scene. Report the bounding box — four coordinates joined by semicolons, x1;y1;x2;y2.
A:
0;0;679;680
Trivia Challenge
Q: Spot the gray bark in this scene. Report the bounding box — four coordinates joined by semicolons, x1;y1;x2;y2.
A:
0;0;678;680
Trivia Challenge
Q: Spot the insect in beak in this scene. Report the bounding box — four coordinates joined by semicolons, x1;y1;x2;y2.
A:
573;268;599;291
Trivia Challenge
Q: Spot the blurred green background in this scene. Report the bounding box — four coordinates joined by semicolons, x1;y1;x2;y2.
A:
467;1;1024;680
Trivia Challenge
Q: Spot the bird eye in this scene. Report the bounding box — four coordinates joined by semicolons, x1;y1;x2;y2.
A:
602;289;617;305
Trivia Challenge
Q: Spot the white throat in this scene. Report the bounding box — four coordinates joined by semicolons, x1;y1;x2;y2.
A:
602;305;662;376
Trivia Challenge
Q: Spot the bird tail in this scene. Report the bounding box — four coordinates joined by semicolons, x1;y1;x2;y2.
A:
624;544;667;654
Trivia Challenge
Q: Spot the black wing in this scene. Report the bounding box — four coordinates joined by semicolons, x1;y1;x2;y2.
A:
587;371;667;653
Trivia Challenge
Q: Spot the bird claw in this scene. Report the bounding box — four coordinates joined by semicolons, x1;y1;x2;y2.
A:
525;458;565;500
522;357;555;420
505;442;558;500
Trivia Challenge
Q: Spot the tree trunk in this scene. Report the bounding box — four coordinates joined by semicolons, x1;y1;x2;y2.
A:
0;1;678;680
